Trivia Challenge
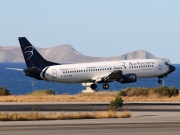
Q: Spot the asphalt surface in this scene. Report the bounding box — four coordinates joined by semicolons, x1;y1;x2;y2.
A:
0;102;180;135
0;102;180;111
1;115;180;135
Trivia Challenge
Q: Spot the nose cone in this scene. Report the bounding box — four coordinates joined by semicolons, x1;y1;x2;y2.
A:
168;65;176;74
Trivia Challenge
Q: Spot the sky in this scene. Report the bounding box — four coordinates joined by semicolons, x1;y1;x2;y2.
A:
0;0;180;63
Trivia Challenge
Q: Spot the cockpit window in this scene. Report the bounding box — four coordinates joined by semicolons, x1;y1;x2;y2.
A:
165;62;170;66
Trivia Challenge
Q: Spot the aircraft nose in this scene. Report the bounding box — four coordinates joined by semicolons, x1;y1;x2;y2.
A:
168;65;176;74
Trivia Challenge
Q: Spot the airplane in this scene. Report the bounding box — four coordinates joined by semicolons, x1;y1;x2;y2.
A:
17;37;175;92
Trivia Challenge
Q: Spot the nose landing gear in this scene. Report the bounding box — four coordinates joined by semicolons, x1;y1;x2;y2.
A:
158;76;163;84
158;78;162;84
158;79;162;84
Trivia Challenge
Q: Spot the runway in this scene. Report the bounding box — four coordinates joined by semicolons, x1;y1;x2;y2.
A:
0;115;180;135
1;102;180;111
0;102;180;135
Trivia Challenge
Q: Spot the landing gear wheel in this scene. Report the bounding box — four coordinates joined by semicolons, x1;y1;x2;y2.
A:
90;84;97;89
158;80;162;84
103;84;109;89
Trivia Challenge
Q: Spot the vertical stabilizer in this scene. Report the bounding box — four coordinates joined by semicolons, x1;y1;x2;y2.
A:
18;37;59;69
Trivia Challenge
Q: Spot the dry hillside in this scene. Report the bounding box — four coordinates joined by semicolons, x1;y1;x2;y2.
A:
0;45;157;63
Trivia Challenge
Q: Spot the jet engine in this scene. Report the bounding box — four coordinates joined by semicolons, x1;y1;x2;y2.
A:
117;73;137;84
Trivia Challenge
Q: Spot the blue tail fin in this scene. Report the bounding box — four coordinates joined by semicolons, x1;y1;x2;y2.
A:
18;37;59;69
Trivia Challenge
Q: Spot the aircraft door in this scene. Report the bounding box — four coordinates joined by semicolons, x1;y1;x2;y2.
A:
158;62;162;70
52;69;57;81
119;62;126;72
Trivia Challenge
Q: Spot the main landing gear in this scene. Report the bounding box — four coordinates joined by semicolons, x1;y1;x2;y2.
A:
82;83;97;93
82;82;110;93
90;83;109;90
90;83;97;89
103;83;109;89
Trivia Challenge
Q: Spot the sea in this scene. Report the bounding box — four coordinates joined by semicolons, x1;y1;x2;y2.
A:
0;63;180;95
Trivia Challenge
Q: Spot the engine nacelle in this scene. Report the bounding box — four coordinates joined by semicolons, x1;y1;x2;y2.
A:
118;73;137;84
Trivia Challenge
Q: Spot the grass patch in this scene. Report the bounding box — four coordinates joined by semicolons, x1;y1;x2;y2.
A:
0;111;131;121
29;89;55;96
0;86;179;102
80;91;118;97
118;86;179;98
0;87;11;96
110;96;123;111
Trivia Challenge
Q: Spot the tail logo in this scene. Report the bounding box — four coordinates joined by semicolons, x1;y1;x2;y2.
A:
24;46;34;60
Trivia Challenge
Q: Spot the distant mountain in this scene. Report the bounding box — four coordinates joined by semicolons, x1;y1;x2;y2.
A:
0;44;157;63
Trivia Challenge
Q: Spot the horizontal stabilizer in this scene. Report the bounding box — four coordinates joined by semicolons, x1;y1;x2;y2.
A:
5;68;23;71
23;67;43;80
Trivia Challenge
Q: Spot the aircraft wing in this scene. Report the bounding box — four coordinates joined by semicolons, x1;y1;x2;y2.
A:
103;70;122;82
93;70;122;83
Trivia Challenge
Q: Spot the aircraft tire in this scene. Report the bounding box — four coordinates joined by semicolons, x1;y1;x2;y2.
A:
103;84;109;89
90;84;97;89
158;80;162;84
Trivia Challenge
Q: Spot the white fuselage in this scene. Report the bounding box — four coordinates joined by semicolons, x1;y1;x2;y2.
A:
40;59;169;84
